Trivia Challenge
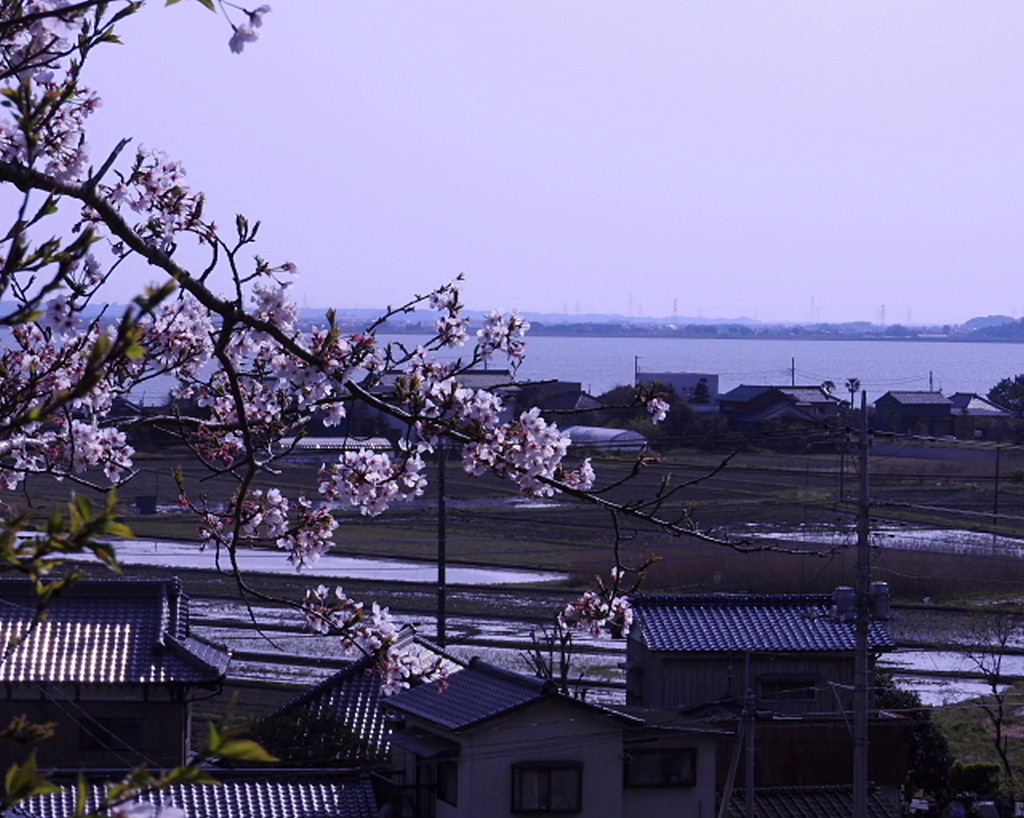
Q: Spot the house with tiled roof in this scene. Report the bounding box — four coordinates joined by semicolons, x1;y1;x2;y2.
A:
0;577;228;769
717;385;841;431
6;770;378;818
948;392;1014;440
626;593;907;818
874;391;953;436
252;628;463;766
626;592;895;715
380;657;722;818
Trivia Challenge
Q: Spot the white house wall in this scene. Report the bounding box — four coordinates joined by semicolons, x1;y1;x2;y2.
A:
440;699;624;818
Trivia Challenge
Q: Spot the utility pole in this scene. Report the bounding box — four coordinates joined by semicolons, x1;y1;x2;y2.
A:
744;652;755;818
853;392;870;818
437;444;447;647
994;445;1002;525
838;445;845;502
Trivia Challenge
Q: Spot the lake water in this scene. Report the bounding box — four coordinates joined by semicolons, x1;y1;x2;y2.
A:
501;335;1024;400
128;333;1024;406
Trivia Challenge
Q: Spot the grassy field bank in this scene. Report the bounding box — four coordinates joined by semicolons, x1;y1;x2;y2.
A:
12;442;1024;601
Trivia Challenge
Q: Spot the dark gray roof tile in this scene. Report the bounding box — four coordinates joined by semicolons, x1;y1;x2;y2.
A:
876;391;950;406
632;594;896;653
265;629;462;762
385;658;548;731
0;578;228;685
10;776;377;818
385;658;636;733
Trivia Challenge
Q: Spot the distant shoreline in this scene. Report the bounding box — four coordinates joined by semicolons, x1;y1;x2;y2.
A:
14;301;1018;343
525;329;1024;343
377;324;1024;343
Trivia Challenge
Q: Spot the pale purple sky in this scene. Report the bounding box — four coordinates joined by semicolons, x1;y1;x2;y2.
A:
84;2;1024;325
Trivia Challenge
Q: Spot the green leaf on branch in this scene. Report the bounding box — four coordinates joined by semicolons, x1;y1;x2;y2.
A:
203;722;278;763
68;494;94;533
0;714;58;744
162;766;219;787
105;764;156;803
88;542;122;573
214;739;278;763
75;773;89;817
102;490;133;540
35;575;82;611
5;754;61;804
124;340;145;360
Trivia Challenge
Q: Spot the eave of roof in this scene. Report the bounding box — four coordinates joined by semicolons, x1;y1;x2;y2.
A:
876;391;951;406
385;658;639;732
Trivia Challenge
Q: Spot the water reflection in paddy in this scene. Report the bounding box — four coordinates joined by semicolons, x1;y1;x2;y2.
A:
90;538;569;585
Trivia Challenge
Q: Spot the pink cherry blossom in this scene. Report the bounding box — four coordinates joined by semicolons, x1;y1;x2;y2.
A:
646;396;670;423
247;5;271;27
229;24;259;54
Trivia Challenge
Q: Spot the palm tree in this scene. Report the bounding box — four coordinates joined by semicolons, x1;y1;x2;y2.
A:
845;377;861;408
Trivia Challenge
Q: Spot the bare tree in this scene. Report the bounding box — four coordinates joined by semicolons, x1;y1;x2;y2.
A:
962;607;1024;788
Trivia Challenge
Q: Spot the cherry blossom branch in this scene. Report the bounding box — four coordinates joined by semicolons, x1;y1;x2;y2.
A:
0;0;836;709
0;0;115;35
0;152;794;554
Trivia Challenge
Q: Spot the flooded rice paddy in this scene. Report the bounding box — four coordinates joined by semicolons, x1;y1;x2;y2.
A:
188;597;627;702
94;538;570;585
749;523;1024;558
81;533;1024;706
